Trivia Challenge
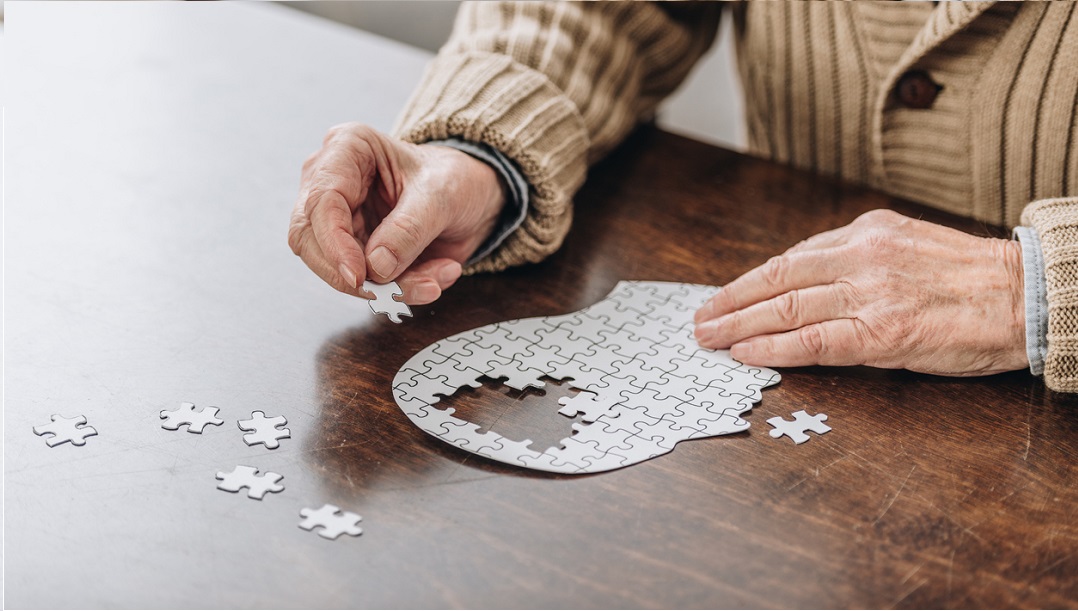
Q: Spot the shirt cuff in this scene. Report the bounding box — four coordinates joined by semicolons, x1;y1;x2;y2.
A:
1014;226;1049;376
424;138;531;267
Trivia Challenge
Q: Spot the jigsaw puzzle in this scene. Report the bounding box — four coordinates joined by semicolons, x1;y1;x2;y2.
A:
363;280;412;324
392;281;781;474
215;465;285;500
237;411;291;449
160;402;224;433
767;410;831;444
33;414;98;447
298;504;363;540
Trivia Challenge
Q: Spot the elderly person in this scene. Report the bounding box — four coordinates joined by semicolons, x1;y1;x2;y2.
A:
288;2;1078;391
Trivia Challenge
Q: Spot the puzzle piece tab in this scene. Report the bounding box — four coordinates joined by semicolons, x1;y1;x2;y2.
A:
237;411;291;449
299;504;363;540
160;402;224;434
767;410;831;444
362;280;412;324
215;465;284;500
33;414;98;447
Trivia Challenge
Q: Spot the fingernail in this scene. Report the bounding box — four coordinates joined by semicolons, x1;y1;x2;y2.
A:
412;281;440;304
731;342;753;361
369;246;397;279
338;263;358;289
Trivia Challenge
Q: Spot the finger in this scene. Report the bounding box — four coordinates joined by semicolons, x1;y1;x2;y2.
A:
305;189;367;290
729;318;868;368
694;283;855;349
364;186;449;283
392;258;464;305
694;248;850;323
288;218;365;297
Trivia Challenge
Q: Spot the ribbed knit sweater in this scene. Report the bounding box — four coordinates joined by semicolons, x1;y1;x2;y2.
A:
393;1;1078;391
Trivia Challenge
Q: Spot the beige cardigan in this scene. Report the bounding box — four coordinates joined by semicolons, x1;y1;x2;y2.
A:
393;2;1078;391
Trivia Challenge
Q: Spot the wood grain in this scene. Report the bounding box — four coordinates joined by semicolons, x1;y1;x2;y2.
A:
308;127;1078;608
5;5;1075;606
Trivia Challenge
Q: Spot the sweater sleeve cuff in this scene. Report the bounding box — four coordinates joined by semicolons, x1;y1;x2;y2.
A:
1020;196;1078;392
425;138;531;267
392;51;588;274
1013;226;1048;376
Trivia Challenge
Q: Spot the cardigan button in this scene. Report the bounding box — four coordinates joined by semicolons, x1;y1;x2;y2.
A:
895;70;942;109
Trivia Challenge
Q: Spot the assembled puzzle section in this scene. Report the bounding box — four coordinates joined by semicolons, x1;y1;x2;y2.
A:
392;281;781;474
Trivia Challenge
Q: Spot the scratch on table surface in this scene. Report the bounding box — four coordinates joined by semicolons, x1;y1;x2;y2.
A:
874;465;916;525
898;560;925;586
1034;550;1076;578
1023;402;1032;461
946;547;956;601
887;577;929;609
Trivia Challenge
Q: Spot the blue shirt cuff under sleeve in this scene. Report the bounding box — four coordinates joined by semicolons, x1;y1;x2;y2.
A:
424;138;531;267
1014;226;1048;376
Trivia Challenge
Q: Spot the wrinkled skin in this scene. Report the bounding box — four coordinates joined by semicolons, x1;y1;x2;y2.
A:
694;209;1028;376
290;126;1028;377
288;123;507;304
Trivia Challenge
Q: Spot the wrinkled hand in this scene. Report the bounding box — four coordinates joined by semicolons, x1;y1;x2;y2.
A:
288;123;507;304
694;209;1028;376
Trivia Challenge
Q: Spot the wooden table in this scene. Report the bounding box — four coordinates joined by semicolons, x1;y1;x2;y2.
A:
6;3;1076;608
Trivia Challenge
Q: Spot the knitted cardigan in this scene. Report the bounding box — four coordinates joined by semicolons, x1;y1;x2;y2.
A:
392;1;1078;391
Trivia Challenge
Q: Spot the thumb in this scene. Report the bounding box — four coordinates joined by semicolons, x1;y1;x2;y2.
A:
364;187;447;282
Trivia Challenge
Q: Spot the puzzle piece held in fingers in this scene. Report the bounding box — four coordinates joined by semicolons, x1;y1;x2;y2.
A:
363;280;412;324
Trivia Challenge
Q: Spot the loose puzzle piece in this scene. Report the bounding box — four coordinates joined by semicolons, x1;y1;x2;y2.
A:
33;414;98;447
392;281;782;474
215;465;284;500
298;504;363;540
160;402;224;434
237;411;291;449
767;410;831;444
362;280;412;324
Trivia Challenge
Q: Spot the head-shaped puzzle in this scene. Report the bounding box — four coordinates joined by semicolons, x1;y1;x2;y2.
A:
393;281;780;473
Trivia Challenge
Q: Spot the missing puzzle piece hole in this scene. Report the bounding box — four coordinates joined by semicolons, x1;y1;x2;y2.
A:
434;375;585;454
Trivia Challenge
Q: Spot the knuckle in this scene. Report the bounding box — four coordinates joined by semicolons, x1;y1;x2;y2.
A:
798;325;827;356
855;209;900;226
324;122;367;144
856;229;896;257
773;290;801;325
725;309;744;335
835;280;862;312
761;255;790;288
387;212;425;247
287;222;307;256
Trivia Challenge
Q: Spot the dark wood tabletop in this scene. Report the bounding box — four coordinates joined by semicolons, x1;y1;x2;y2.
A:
6;3;1076;609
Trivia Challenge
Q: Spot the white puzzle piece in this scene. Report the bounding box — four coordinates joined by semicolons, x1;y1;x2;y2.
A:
393;281;781;474
33;414;98;447
298;504;363;540
767;410;831;444
160;402;224;434
215;465;285;500
237;411;291;449
363;280;412;324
